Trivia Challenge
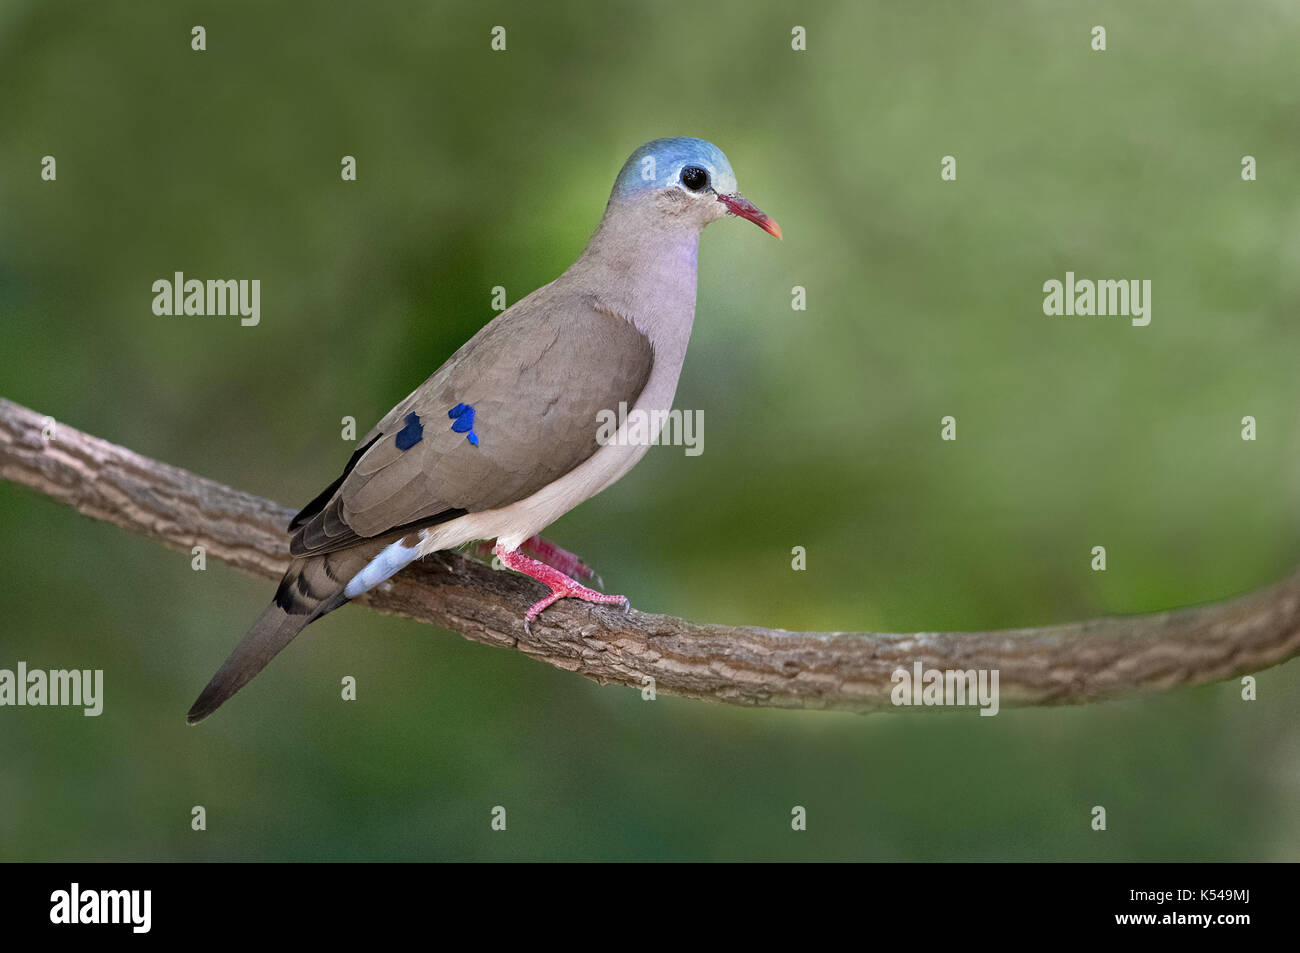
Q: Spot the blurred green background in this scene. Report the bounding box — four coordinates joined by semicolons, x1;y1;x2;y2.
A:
2;0;1298;861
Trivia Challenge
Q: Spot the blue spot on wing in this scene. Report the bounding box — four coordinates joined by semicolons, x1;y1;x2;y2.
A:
394;412;423;451
448;403;479;446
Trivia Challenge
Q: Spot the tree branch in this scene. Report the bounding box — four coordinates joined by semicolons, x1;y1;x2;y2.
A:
2;396;1297;712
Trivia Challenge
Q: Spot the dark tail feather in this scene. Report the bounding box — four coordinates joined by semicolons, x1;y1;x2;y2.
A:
187;553;360;724
187;603;317;724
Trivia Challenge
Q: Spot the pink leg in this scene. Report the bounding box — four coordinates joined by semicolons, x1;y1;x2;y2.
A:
494;543;628;633
519;535;601;585
466;536;600;584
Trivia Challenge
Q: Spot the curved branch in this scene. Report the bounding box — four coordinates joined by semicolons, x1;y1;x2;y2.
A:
2;396;1297;712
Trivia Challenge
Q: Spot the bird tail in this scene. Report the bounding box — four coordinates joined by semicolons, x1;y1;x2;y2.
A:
186;550;371;724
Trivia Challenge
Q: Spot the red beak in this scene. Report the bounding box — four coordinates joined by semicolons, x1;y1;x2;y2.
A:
716;193;782;239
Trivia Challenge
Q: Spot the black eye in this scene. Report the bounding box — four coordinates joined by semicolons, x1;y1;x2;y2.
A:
680;166;709;191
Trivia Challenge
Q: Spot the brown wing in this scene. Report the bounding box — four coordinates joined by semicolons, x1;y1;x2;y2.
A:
288;293;654;557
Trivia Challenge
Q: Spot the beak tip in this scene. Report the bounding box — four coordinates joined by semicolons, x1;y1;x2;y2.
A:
718;192;782;241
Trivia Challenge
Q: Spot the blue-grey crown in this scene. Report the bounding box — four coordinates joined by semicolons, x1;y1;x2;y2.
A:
611;137;738;198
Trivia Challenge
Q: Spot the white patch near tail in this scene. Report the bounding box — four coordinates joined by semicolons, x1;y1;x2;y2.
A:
343;535;424;598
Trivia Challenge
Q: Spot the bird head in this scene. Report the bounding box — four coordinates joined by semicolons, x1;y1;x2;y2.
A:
610;137;781;239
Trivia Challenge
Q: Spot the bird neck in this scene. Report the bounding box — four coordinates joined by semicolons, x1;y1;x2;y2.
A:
568;201;701;353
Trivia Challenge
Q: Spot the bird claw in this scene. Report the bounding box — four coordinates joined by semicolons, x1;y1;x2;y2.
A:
521;587;630;635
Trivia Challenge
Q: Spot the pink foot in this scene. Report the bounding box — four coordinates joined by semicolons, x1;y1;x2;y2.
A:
494;543;629;634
